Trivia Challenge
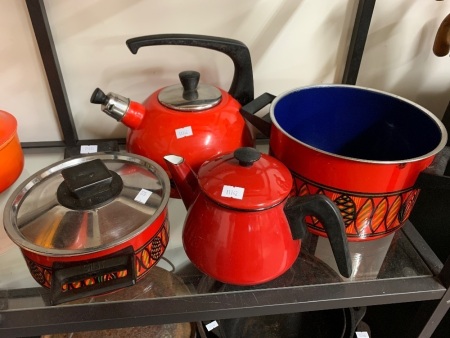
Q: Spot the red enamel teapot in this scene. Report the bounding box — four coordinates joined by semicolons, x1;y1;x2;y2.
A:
164;147;352;285
90;34;254;196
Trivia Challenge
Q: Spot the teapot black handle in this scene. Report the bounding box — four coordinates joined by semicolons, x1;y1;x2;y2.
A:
284;195;352;278
126;34;254;106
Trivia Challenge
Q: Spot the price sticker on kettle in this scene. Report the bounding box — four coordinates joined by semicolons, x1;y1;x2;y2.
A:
175;126;193;139
221;185;245;200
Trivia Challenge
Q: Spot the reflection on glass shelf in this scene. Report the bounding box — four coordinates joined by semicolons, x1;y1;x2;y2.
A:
189;228;434;294
0;225;436;311
315;234;394;281
312;230;432;281
377;229;433;279
309;232;395;281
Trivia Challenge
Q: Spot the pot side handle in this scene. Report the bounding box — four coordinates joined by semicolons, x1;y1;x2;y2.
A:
415;147;450;190
284;195;353;278
239;92;275;138
126;34;254;106
50;246;136;305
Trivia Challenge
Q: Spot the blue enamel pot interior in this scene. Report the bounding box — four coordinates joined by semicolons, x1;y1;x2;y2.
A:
271;85;446;163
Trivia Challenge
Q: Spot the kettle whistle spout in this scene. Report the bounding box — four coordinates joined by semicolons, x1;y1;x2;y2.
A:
164;155;200;209
90;88;145;129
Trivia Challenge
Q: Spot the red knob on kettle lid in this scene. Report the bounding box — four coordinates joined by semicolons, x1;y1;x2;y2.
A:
198;147;293;210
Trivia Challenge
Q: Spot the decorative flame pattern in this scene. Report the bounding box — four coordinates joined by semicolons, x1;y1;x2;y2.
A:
24;218;170;290
291;173;419;241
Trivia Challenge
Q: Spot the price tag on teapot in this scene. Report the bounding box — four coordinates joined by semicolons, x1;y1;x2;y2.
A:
175;126;193;139
221;185;245;200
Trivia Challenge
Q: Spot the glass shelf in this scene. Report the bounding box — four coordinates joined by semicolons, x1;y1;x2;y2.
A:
0;222;447;337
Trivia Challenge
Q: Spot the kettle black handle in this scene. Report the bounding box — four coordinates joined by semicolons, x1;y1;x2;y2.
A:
126;34;254;106
284;195;352;278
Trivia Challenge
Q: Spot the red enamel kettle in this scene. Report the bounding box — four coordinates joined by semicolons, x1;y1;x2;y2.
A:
90;34;254;196
164;147;352;285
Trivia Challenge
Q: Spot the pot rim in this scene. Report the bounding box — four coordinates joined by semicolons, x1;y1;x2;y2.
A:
3;152;171;257
270;84;448;165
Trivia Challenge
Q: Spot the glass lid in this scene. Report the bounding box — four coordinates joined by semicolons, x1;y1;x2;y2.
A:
3;153;170;256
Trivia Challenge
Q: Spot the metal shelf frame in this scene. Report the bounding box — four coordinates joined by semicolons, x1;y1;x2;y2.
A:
22;0;375;149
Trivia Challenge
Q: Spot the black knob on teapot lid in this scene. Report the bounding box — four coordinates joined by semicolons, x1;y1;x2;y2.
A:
234;147;261;167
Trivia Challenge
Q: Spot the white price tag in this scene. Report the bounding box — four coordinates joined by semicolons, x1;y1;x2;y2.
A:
205;320;219;331
175;126;193;139
356;332;370;338
221;185;245;200
134;189;153;204
80;145;98;154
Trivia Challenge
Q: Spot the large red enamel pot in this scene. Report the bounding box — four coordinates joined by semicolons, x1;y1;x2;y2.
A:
3;153;170;304
241;85;447;241
0;110;24;192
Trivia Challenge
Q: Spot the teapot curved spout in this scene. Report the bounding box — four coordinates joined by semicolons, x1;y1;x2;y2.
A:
164;155;200;209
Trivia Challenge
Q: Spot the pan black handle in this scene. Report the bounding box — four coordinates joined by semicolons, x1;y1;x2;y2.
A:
126;34;254;106
50;246;136;305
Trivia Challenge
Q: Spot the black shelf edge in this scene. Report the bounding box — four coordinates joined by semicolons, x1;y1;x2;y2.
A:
20;138;126;149
0;276;445;336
